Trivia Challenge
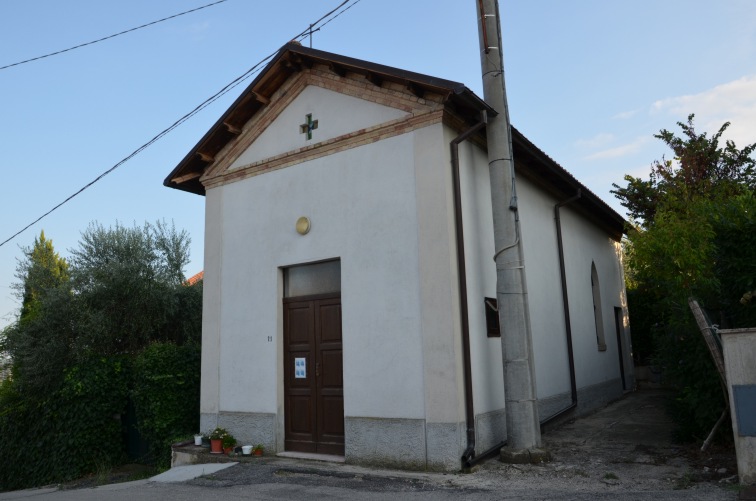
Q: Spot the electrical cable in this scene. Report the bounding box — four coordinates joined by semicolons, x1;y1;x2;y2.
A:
0;0;230;71
0;0;363;249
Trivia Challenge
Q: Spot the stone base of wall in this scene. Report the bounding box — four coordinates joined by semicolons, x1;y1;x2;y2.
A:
475;408;506;451
539;377;624;424
197;412;504;472
200;411;277;452
344;417;428;470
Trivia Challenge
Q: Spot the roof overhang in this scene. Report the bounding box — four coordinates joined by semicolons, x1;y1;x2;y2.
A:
164;42;495;196
164;43;626;238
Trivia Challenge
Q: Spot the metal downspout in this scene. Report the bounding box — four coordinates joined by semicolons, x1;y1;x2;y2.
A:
449;111;489;469
541;190;582;429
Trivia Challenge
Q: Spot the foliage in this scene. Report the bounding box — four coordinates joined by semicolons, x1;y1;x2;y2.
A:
0;356;129;491
3;232;72;393
70;221;198;354
5;222;201;398
615;115;756;441
2;285;84;396
612;114;756;225
13;230;70;323
131;343;201;469
209;427;232;441
222;434;237;449
0;221;203;489
208;427;237;449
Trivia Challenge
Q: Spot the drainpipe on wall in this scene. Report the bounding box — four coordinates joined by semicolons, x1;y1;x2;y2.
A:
540;190;582;428
449;110;498;470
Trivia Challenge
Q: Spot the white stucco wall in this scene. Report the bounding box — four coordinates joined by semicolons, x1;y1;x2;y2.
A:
210;133;432;420
518;178;628;399
557;206;627;388
452;130;506;416
230;85;407;170
445;143;628;410
516;179;574;400
414;123;467;426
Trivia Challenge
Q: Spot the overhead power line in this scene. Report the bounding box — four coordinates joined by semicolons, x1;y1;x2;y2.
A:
0;0;362;249
0;0;230;71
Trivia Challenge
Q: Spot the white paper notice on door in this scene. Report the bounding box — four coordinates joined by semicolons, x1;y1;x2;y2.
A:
294;358;306;378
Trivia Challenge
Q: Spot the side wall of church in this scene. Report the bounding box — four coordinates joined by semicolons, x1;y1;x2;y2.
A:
517;178;633;418
451;133;632;425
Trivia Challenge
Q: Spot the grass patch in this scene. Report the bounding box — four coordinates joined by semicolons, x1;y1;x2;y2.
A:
603;472;618;480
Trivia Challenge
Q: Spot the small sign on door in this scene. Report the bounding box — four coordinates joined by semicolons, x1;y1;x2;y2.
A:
294;358;306;378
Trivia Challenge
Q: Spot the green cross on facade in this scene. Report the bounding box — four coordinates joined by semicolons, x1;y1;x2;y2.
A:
299;113;319;140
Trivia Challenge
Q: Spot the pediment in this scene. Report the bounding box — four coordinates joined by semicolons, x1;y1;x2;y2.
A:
201;67;445;189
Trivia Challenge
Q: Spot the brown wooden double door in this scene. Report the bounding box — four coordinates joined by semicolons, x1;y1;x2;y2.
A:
283;293;344;455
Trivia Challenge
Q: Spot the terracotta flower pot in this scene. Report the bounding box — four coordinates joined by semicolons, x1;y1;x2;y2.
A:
210;439;222;453
224;446;233;455
254;449;263;456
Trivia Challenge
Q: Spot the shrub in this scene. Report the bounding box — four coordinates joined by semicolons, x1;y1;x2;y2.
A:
131;343;201;468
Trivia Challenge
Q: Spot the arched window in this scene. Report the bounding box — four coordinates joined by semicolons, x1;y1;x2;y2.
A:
591;262;607;351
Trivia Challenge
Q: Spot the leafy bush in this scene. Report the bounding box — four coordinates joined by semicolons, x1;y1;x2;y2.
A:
0;356;129;491
0;221;203;490
616;116;756;442
131;343;201;468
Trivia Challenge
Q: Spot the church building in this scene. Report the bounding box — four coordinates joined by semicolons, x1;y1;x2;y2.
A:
164;43;633;471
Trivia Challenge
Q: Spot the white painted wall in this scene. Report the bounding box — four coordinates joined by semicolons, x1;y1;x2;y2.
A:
414;123;467;425
230;85;407;170
453;130;506;416
453;160;628;407
209;131;444;421
516;179;573;400
558;207;626;388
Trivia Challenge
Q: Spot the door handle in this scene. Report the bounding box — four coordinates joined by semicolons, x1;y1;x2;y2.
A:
316;362;320;378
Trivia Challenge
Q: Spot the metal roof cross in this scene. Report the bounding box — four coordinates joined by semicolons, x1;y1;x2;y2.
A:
299;113;319;140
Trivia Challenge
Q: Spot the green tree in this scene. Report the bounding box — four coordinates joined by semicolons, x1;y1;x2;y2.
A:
3;231;72;393
614;115;756;440
612;114;756;225
13;230;69;322
0;220;203;489
69;220;199;354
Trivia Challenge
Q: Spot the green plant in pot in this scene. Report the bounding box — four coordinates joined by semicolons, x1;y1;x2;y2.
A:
222;433;237;454
253;444;264;456
208;427;230;454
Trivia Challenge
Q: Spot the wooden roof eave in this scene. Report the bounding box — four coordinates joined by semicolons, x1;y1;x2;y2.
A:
164;43;496;196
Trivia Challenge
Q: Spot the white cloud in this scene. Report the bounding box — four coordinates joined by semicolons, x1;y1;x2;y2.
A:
575;132;614;150
651;75;756;146
613;109;639;120
583;136;650;161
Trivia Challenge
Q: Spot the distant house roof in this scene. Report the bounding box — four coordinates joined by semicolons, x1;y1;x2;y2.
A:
164;43;625;239
185;271;204;286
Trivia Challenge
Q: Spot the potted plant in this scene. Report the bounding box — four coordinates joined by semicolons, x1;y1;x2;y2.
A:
208;427;230;454
253;444;264;456
222;432;237;455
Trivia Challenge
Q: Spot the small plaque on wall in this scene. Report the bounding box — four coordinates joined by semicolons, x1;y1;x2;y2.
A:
733;384;756;436
294;358;306;379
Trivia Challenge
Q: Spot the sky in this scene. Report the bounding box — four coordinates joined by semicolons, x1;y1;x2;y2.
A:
1;0;755;328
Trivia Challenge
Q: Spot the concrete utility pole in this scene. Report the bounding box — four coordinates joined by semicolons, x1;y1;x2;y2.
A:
475;0;546;461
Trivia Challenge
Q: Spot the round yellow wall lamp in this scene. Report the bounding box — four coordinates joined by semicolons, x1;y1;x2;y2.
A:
296;216;311;235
